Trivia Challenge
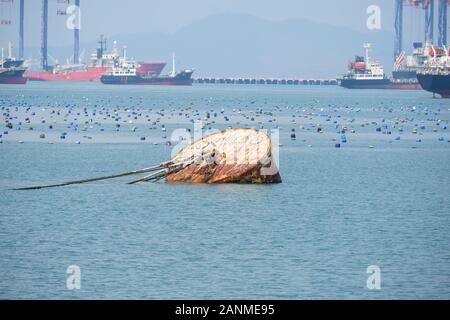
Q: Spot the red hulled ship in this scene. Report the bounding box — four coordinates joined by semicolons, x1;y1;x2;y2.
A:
26;37;166;81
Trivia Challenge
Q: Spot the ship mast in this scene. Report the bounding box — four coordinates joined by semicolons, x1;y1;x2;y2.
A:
364;43;371;68
172;52;176;76
1;48;4;69
112;41;118;57
8;42;12;59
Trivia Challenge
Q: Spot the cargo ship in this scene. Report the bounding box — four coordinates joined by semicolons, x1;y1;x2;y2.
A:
417;70;450;98
416;49;450;98
26;36;166;81
340;43;391;89
391;42;443;89
0;44;28;84
100;54;194;86
340;43;436;90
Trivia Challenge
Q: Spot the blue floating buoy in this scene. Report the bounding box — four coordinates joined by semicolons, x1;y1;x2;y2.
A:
335;143;341;148
75;141;81;144
376;127;382;132
395;136;401;141
140;136;146;141
438;137;445;142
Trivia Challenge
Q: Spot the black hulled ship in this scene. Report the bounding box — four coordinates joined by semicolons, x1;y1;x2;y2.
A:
0;44;28;85
101;53;193;86
417;69;450;98
340;43;391;89
416;47;450;98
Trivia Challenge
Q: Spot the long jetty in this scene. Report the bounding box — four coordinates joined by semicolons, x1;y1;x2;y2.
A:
193;77;338;86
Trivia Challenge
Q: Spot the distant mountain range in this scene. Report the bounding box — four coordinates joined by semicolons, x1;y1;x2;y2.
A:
25;13;395;78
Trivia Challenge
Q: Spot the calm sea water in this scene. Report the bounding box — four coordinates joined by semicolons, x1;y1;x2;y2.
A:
0;82;449;299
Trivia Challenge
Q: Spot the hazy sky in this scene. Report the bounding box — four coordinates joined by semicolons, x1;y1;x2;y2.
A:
0;0;400;49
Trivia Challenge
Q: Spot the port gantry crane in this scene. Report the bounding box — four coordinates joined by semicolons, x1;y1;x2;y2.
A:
2;0;448;69
395;0;449;60
40;0;80;70
0;0;81;70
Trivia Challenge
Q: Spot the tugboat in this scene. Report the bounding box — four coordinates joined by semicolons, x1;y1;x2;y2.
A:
340;43;391;89
416;47;450;98
101;53;194;86
0;43;28;85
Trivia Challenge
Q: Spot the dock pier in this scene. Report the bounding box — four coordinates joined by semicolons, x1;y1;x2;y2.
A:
194;77;338;86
